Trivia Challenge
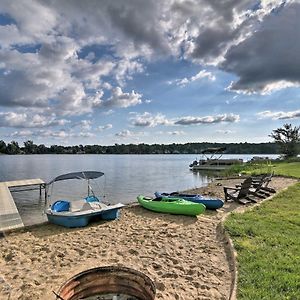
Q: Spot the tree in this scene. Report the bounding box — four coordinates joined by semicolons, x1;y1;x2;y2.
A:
6;141;20;154
24;140;38;154
269;124;300;158
0;140;6;153
37;144;48;154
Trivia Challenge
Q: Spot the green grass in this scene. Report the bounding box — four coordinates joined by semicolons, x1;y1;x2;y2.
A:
270;162;300;178
224;160;300;178
225;183;300;299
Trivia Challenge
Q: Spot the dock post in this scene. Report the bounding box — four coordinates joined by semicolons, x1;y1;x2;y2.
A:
44;184;47;202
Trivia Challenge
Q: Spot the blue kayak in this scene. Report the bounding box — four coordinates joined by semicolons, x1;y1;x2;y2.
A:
154;191;224;210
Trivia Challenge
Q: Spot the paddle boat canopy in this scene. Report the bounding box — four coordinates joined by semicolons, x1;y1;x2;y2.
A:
45;171;124;228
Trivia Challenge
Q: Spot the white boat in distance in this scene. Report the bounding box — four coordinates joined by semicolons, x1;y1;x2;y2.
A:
189;147;243;171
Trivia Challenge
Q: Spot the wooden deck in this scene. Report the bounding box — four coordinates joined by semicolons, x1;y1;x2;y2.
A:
0;179;46;232
3;178;45;188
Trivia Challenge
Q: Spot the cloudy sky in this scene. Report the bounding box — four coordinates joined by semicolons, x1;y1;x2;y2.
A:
0;0;299;145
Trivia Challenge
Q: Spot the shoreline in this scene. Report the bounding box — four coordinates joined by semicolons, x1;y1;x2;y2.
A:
0;177;297;300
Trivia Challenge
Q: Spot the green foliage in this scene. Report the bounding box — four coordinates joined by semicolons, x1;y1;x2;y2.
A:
284;157;300;163
235;160;300;178
225;183;300;299
23;140;38;154
222;160;274;177
270;123;300;158
0;140;6;153
5;141;20;154
0;140;281;155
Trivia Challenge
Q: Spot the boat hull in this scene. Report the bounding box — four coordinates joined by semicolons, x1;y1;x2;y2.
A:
191;165;229;171
137;195;205;216
46;204;123;228
155;192;224;210
46;213;90;228
190;158;243;171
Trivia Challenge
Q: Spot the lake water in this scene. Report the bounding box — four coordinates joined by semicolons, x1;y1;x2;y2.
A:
0;154;278;225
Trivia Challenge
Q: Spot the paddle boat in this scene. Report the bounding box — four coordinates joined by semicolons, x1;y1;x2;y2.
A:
154;192;224;210
137;195;206;216
45;171;124;228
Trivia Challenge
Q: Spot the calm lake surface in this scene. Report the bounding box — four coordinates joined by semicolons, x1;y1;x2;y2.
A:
0;154;278;225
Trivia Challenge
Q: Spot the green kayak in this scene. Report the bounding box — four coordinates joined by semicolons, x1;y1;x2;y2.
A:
137;195;206;216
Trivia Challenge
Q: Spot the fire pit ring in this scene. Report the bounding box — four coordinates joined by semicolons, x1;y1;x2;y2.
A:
56;266;156;300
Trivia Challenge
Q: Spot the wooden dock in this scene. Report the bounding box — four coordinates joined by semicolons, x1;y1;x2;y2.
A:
0;179;46;232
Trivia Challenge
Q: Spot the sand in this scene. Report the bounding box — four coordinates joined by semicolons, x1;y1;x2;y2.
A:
0;176;298;300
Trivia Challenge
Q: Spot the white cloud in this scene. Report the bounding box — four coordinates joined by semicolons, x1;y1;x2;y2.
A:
130;112;240;127
78;132;95;138
175;114;240;125
0;45;116;116
115;129;132;138
216;129;234;134
226;79;300;95
102;109;114;115
74;120;92;131
167;130;185;135
102;82;112;90
99;87;143;109
130;112;171;127
114;58;144;85
10;130;34;137
42;129;95;139
7;128;95;140
0;1;57;48
115;129;145;139
191;70;216;81
169;70;216;87
257;110;300;120
0;112;69;128
97;124;113;131
44;130;69;139
260;81;300;95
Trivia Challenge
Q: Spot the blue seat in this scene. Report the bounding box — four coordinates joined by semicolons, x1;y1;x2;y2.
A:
51;200;70;212
85;195;100;202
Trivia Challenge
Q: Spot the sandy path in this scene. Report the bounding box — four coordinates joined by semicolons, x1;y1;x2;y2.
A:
0;177;297;300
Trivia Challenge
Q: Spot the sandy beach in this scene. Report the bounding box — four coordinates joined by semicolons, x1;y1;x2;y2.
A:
0;176;297;300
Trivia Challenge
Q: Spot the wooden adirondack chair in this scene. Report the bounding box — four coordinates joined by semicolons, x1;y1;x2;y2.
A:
223;177;253;204
252;172;276;193
235;175;270;198
248;177;271;198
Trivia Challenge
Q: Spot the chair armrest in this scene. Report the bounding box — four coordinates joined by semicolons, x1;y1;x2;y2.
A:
223;186;239;191
251;179;261;183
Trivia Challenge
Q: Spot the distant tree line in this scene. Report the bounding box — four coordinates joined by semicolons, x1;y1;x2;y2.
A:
0;139;281;155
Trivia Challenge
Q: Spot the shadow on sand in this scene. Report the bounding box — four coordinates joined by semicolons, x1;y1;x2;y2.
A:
23;217;112;238
127;204;200;226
